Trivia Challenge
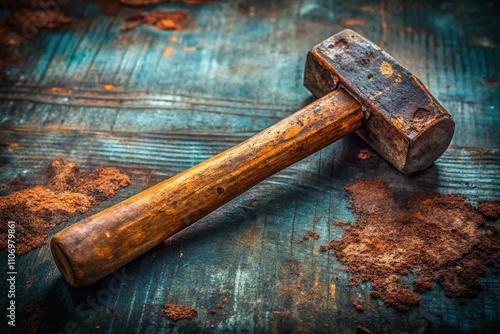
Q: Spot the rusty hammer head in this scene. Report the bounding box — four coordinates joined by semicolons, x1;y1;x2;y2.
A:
304;29;454;173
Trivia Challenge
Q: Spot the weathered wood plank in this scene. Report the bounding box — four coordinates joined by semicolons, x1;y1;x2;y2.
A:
0;85;498;147
1;1;498;148
1;128;499;199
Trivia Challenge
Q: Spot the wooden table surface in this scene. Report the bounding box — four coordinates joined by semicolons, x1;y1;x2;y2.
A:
1;0;499;333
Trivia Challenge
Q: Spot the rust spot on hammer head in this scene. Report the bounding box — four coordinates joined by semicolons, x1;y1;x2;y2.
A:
379;61;394;77
334;38;349;50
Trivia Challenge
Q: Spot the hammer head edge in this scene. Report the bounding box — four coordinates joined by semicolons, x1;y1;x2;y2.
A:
304;29;455;173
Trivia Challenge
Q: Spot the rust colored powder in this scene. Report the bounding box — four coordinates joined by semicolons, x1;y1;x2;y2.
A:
297;230;320;242
412;277;433;293
5;10;74;31
352;300;364;312
163;304;197;322
348;275;360;287
0;5;75;72
121;10;188;32
297;235;309;242
320;178;500;311
357;149;378;160
0;158;130;255
1;8;74;47
306;230;320;240
332;220;351;228
319;245;329;252
477;200;500;220
216;297;228;309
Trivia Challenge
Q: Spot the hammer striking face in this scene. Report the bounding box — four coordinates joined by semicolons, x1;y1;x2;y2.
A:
51;30;455;287
305;29;454;173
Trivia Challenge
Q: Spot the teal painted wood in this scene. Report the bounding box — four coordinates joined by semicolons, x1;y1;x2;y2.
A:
0;0;499;333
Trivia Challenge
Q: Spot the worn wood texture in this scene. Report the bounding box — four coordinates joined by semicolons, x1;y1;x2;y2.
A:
51;88;362;288
0;0;499;333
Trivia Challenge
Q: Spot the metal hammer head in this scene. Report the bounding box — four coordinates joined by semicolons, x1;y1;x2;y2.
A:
304;29;454;173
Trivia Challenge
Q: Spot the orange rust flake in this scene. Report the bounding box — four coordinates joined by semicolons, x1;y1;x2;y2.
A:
306;230;320;239
412;211;424;219
391;116;405;131
341;18;367;26
121;10;188;33
477;200;500;220
163;45;176;58
322;178;500;311
49;87;68;93
0;158;130;255
380;61;394;77
353;300;364;311
163;304;197;322
329;283;336;299
357;149;378;160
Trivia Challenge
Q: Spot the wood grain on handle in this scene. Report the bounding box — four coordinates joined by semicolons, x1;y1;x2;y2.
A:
50;88;363;287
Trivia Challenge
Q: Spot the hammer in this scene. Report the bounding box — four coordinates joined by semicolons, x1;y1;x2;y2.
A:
51;30;454;287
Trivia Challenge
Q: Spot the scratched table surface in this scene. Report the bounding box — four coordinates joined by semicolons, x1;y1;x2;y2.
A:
0;0;499;333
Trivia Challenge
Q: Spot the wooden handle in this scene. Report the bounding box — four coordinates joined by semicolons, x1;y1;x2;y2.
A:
50;88;363;287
